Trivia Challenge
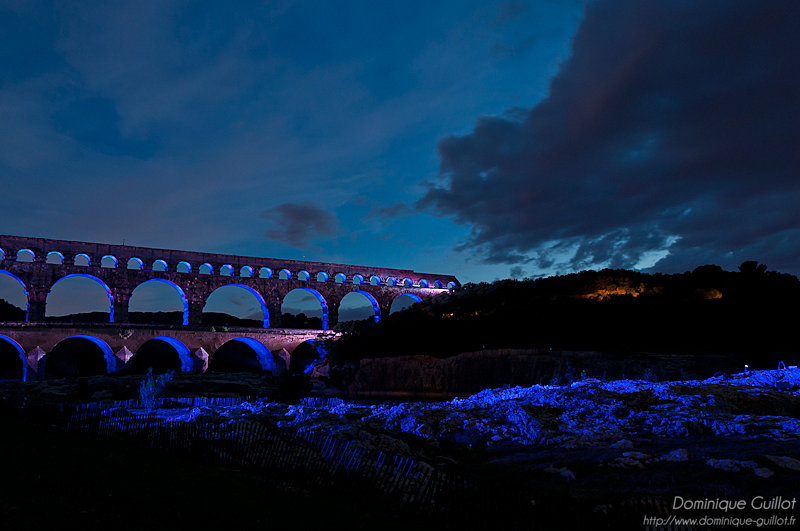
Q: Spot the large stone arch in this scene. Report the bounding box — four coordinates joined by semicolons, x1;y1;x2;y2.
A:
0;269;28;321
204;283;269;328
210;337;275;374
282;287;329;330
0;334;26;381
131;278;189;326
46;335;115;378
49;273;114;322
132;336;193;373
342;290;381;323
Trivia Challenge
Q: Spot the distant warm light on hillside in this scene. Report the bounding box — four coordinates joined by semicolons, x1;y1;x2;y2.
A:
580;285;645;300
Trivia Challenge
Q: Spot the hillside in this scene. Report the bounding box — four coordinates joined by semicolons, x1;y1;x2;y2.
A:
330;262;800;368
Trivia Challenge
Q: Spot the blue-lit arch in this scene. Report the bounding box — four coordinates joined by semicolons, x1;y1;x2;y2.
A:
127;257;144;270
151;336;193;372
402;278;413;288
50;273;114;322
352;274;364;285
101;255;118;268
16;249;35;262
283;287;329;330
226;337;276;374
418;279;429;288
199;263;213;275
205;283;269;328
351;290;381;323
279;268;292;280
152;259;168;271
46;251;64;264
0;334;27;381
60;334;116;373
316;272;329;282
0;269;28;320
220;264;233;276
240;266;253;277
298;270;310;281
73;253;91;266
177;261;192;273
131;278;189;325
370;275;381;286
259;267;272;278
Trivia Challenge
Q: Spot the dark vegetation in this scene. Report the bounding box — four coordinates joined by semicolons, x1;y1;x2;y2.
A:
329;262;800;369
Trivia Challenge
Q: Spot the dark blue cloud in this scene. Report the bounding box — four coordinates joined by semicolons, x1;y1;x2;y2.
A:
420;0;800;273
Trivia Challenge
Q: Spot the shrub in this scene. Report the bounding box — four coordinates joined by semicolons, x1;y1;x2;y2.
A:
139;368;174;411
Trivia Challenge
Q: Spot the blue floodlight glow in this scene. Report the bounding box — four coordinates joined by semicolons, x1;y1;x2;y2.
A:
386;277;397;287
398;292;422;303
127;257;144;270
298;270;310;281
279;268;292;280
334;273;346;283
259;267;272;278
220;264;233;276
285;287;329;329
229;337;275;373
199;262;213;274
316;272;329;282
134;278;189;325
62;334;116;373
0;269;29;321
419;279;429;288
51;273;114;322
240;266;253;277
402;278;413;287
0;334;27;381
447;281;457;289
434;280;443;289
353;290;381;323
152;259;168;271
152;336;193;372
177;261;192;273
352;274;364;285
370;275;382;285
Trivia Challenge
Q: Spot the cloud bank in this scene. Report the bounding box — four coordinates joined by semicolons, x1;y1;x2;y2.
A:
419;0;800;273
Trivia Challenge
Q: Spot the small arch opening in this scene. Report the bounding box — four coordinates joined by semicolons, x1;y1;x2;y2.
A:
386;277;398;287
240;266;253;278
220;264;233;276
418;279;429;288
152;259;168;272
46;251;64;265
352;274;364;285
127;257;144;270
298;270;310;281
279;269;292;280
370;275;381;286
259;267;273;279
316;272;329;282
402;278;413;288
101;255;118;268
447;281;458;289
199;263;213;275
176;261;192;273
73;253;91;267
16;249;35;263
434;280;443;289
334;273;346;284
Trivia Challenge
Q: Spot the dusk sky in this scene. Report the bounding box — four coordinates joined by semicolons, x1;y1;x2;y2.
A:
1;0;799;317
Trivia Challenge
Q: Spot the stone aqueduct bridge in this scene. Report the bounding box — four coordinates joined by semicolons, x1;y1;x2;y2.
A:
0;235;459;379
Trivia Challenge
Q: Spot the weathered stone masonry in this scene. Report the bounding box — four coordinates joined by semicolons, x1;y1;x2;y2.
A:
0;234;460;328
